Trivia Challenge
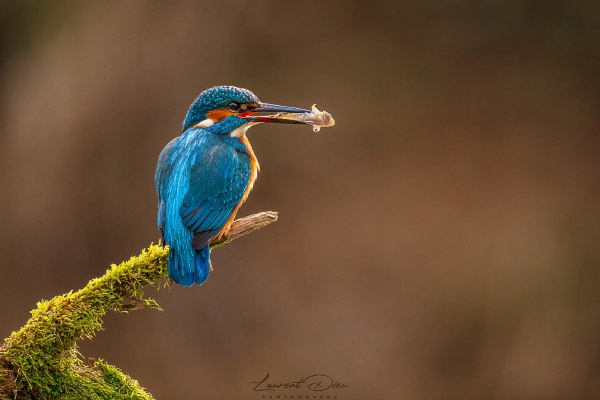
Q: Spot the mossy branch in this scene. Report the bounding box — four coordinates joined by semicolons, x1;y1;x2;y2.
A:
0;212;278;400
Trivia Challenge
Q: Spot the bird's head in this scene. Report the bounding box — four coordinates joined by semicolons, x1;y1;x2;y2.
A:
182;85;312;136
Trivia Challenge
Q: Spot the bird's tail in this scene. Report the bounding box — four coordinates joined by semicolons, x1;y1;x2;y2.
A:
168;245;211;286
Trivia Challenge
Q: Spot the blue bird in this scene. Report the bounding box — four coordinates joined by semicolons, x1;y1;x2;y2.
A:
155;86;311;286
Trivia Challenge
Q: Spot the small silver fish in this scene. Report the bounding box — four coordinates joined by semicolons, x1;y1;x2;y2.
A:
275;104;335;132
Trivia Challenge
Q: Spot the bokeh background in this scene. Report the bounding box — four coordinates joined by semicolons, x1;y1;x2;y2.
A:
1;1;599;399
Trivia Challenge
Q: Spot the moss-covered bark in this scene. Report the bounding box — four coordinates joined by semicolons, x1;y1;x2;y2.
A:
0;245;168;399
0;212;278;400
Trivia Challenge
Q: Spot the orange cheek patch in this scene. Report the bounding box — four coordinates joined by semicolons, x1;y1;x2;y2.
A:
206;109;236;122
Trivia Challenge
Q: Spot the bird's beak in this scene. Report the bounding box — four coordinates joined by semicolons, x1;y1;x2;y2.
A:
242;102;311;124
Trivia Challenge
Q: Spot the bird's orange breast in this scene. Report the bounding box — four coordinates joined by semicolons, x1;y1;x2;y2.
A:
216;135;259;240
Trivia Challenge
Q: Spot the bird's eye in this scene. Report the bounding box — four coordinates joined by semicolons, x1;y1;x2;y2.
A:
228;102;240;111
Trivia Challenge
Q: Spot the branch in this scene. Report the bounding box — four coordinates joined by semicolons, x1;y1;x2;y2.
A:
0;212;278;400
202;211;279;249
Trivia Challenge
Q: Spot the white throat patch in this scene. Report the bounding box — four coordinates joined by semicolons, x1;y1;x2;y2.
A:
229;122;258;138
191;119;215;129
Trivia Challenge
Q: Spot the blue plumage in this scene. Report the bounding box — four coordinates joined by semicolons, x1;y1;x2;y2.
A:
155;127;250;286
155;86;312;286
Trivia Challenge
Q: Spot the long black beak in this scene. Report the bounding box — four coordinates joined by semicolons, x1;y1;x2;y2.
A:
243;102;311;124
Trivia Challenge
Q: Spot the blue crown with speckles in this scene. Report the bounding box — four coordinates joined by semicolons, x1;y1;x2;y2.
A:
182;86;260;131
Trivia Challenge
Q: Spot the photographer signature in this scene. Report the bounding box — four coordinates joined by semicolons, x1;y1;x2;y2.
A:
251;373;349;392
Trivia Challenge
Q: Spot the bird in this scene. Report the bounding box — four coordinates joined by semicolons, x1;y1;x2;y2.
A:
155;86;311;286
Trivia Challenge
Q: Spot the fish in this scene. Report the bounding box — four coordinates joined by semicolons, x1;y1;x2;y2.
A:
274;104;335;132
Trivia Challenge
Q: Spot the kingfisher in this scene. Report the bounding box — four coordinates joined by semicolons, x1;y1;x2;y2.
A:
155;86;312;286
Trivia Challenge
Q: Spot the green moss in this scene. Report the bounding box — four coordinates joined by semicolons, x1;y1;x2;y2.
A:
0;244;169;399
0;213;275;399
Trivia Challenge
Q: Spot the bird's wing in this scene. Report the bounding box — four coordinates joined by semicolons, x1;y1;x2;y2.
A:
180;138;251;248
155;137;178;232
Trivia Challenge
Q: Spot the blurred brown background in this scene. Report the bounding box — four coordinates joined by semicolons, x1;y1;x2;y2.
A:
1;1;599;399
